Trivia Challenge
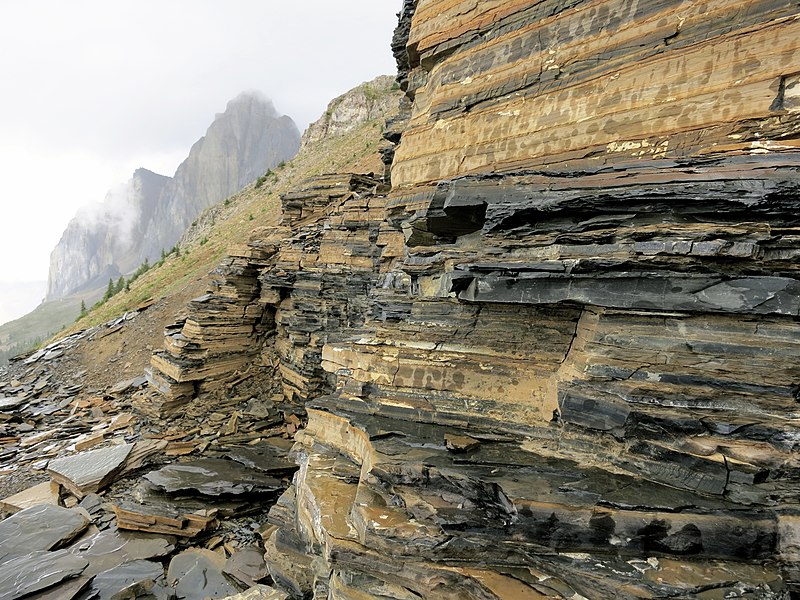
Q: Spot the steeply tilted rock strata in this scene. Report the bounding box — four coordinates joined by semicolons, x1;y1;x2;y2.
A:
146;1;800;597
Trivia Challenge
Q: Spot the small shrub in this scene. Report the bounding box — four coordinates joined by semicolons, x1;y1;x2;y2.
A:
363;84;379;101
102;278;114;302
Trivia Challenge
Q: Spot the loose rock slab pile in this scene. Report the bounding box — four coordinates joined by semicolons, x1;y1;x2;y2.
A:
0;333;298;600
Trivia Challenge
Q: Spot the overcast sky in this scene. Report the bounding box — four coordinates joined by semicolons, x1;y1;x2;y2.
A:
0;0;399;296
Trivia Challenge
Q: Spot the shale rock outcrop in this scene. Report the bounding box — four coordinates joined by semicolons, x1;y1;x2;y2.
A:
144;2;800;597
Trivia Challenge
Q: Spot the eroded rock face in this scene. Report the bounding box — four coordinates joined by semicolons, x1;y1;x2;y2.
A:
149;1;800;596
300;75;400;151
391;0;800;188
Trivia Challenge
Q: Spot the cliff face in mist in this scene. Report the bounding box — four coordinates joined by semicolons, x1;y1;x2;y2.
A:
47;169;171;300
46;93;300;299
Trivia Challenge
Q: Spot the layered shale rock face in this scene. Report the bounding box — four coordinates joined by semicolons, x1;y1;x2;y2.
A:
148;173;389;411
150;2;800;597
391;0;800;186
47;93;300;300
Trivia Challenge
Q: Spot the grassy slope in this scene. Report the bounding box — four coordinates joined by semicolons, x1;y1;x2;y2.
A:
0;288;100;361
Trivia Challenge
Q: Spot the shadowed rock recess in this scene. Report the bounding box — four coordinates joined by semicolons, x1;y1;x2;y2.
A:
143;1;800;598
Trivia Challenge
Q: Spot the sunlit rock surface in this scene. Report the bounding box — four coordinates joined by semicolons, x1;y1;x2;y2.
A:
0;504;89;562
301;75;400;151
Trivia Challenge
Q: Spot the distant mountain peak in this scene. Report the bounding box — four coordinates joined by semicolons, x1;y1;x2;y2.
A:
228;90;276;108
46;93;300;300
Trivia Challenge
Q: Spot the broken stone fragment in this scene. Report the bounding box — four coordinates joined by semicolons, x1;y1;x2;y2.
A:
219;585;289;600
67;527;175;576
20;575;92;600
0;481;60;514
109;412;136;430
78;559;171;600
43;349;63;361
144;457;284;496
47;443;133;498
0;550;88;599
113;500;217;538
243;398;274;419
74;432;107;452
224;545;270;588
444;433;480;453
77;493;105;517
222;444;298;476
0;504;89;562
167;548;238;599
0;397;26;411
108;378;137;395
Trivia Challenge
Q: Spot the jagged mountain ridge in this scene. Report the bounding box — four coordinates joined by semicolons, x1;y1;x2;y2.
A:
46;92;300;300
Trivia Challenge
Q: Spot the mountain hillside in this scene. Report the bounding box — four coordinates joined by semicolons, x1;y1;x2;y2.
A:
46;92;300;300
